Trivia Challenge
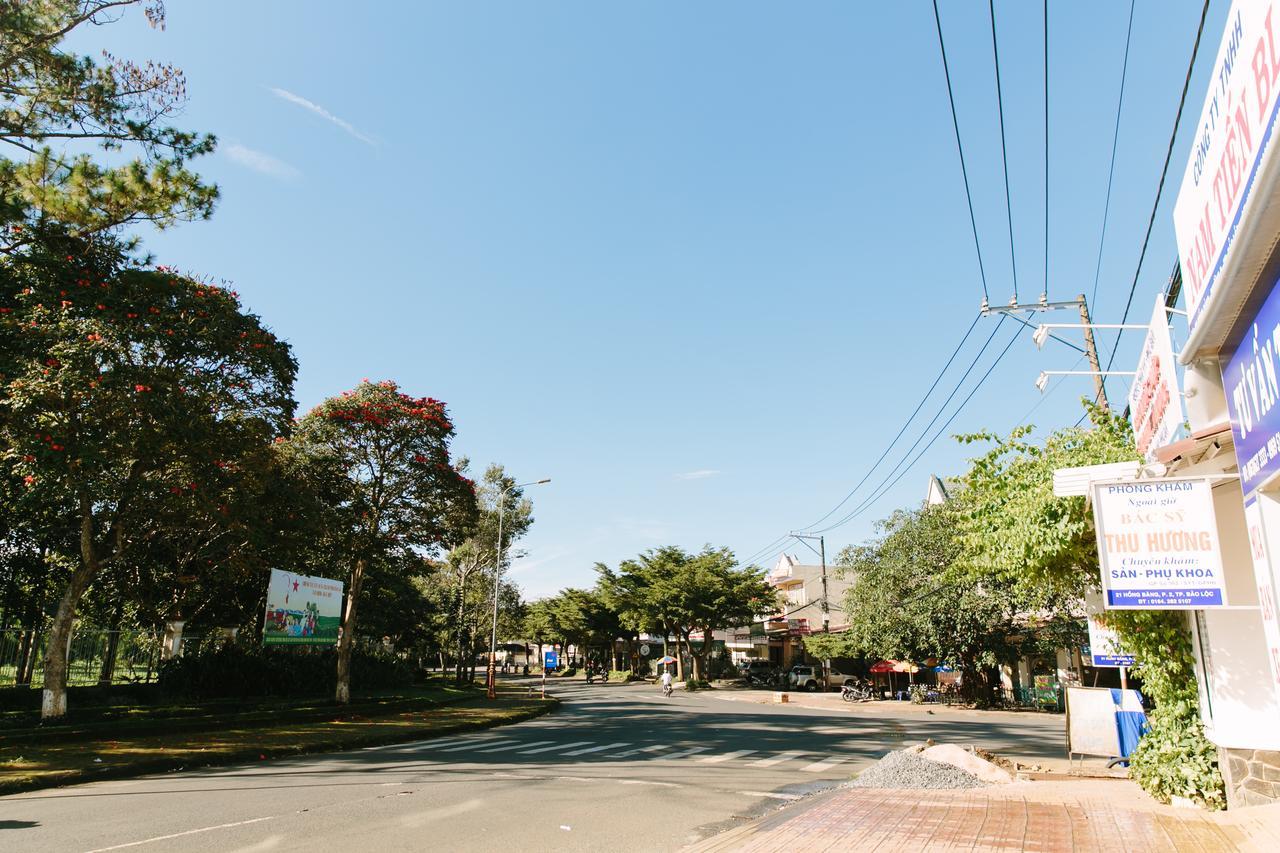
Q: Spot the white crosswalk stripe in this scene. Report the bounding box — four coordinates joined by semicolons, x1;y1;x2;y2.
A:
657;746;710;760
750;751;807;767
518;740;593;754
608;744;673;759
437;739;517;753
563;742;630;756
474;740;555;754
699;750;756;764
801;755;850;773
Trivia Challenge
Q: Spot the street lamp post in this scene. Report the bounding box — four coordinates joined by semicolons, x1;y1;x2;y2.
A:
487;478;550;700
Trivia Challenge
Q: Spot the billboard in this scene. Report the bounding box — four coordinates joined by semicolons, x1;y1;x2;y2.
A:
1128;295;1185;461
263;569;343;645
1092;478;1228;608
1223;271;1280;497
1175;0;1280;336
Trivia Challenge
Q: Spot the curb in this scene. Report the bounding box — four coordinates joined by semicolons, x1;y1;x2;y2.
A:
0;697;558;797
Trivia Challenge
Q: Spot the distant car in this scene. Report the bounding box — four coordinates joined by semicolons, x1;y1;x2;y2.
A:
789;665;822;691
789;664;858;691
740;660;776;683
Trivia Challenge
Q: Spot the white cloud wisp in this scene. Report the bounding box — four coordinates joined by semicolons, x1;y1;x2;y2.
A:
224;143;300;179
270;87;376;145
675;469;721;481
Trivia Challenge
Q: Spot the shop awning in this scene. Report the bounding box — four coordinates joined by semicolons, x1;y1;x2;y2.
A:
869;660;919;674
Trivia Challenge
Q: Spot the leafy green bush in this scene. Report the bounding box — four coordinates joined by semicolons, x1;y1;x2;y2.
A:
158;644;414;699
683;679;710;691
556;666;577;678
1106;610;1225;809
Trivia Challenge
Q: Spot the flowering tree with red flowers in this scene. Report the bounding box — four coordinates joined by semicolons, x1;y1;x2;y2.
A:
0;234;296;718
292;380;477;703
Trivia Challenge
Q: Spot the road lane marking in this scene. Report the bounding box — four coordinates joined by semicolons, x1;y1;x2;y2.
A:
801;755;850;773
85;817;275;852
750;751;806;767
699;750;755;764
562;742;630;756
363;735;476;751
474;740;554;754
437;739;518;753
657;746;710;760
518;740;592;754
607;743;673;758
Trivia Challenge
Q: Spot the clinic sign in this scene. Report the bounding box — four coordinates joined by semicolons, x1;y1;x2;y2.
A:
1129;294;1185;460
1175;0;1280;335
1224;272;1280;496
1093;478;1228;608
1086;616;1136;668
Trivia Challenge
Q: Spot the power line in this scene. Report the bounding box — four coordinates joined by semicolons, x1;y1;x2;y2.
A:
810;321;1023;534
1090;0;1137;314
741;313;986;567
1102;0;1211;400
932;0;991;304
989;0;1019;303
1039;0;1049;300
799;312;983;532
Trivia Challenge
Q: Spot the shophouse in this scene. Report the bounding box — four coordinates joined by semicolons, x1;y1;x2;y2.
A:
1057;0;1280;808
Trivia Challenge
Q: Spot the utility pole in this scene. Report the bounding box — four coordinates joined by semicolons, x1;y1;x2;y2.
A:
982;293;1109;409
1076;293;1109;411
790;533;829;688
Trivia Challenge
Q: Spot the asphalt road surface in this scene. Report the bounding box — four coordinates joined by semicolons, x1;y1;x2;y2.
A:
1;680;1067;852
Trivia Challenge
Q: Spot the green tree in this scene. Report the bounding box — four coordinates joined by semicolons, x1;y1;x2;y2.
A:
1;1;217;251
603;545;774;681
950;403;1224;807
0;235;296;717
822;506;1024;701
439;464;534;686
291;380;477;703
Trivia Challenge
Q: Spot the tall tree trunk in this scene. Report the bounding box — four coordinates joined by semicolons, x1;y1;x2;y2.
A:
98;598;125;686
335;557;367;704
42;503;103;719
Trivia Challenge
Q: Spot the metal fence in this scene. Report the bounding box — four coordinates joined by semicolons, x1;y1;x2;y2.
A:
0;627;165;689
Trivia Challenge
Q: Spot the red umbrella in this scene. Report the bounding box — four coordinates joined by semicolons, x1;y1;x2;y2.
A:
657;655;678;664
869;660;896;673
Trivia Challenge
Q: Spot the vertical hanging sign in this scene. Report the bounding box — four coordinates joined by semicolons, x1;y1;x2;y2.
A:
1128;294;1185;460
1244;499;1280;688
1092;478;1228;608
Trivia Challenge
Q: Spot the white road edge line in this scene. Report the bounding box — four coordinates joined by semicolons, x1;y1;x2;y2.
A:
699;750;755;764
736;790;803;801
750;751;806;767
84;816;275;852
518;740;593;754
801;756;850;773
474;740;555;754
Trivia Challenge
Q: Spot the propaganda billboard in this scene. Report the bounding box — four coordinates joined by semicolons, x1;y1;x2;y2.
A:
263;569;343;645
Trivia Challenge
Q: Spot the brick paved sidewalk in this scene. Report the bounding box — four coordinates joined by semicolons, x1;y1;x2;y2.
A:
686;779;1278;852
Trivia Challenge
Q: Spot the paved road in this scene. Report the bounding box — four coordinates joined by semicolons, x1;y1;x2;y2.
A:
0;680;1068;853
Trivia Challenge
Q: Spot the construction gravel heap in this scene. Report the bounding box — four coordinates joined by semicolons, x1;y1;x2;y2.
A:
848;743;1015;790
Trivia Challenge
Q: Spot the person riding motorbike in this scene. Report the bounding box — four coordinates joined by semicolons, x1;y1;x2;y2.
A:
660;668;674;697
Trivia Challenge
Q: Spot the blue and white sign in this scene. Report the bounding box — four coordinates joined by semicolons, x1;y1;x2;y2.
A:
543;649;558;670
1224;272;1280;497
1087;616;1136;668
1092;478;1228;609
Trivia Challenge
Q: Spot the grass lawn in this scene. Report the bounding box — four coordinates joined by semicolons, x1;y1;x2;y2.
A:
0;687;555;794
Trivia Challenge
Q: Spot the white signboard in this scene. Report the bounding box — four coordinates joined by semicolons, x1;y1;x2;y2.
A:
1128;295;1185;460
1244;499;1280;690
1175;0;1280;335
1087;616;1136;668
1066;687;1123;759
1093;478;1228;608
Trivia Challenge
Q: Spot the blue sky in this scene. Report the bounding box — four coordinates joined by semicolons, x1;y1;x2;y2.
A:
77;1;1228;597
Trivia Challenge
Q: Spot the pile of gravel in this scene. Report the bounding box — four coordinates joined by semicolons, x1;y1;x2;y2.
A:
847;748;989;790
